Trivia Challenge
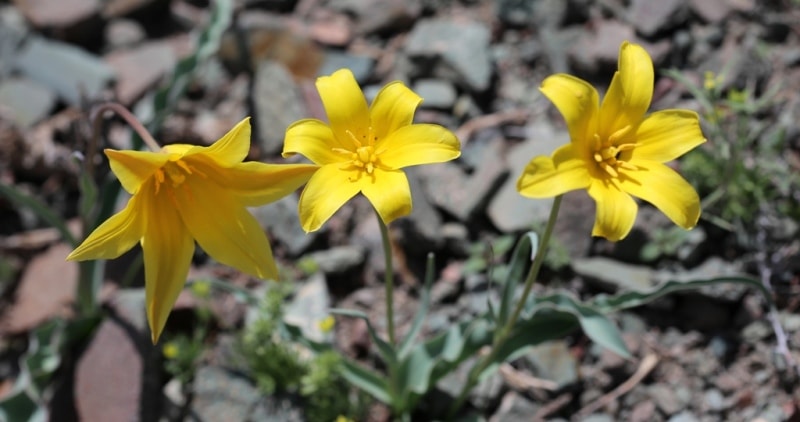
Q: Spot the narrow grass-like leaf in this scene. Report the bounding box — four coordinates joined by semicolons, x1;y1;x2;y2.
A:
590;276;774;313
0;183;77;246
341;359;392;403
399;253;435;358
498;231;538;325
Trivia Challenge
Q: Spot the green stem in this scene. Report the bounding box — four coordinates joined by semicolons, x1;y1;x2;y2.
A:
376;209;396;345
447;195;563;419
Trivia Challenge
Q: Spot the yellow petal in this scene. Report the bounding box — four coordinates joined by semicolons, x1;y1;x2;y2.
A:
360;168;412;225
140;189;195;344
297;164;361;232
632;110;706;162
316;69;370;151
369;81;422;141
106;149;168;194
620;160;701;230
539;74;599;149
67;191;145;261
376;124;460;169
587;179;638;241
282;119;345;163
175;177;279;280
599;42;653;138
516;144;591;198
188;160;317;207
185;117;251;167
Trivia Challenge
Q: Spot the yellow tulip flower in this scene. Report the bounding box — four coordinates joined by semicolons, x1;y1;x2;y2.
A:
67;118;317;342
517;42;706;241
282;69;461;232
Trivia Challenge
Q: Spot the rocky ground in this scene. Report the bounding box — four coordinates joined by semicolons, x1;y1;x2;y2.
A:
1;0;800;421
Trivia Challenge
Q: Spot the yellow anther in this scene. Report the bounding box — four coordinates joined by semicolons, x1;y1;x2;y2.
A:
608;125;632;144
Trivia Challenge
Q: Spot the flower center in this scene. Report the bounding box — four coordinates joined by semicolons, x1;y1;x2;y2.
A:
591;125;637;179
332;127;385;179
154;159;203;194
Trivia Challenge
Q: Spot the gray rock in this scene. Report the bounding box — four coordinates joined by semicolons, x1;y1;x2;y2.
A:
318;50;375;83
572;257;655;292
487;119;567;233
649;383;688;416
741;320;772;345
249;394;305;421
629;0;688;37
105;18;146;49
16;0;100;32
191;366;262;422
437;356;504;411
405;18;493;92
330;0;422;35
522;340;579;389
251;193;317;257
688;0;732;23
13;36;114;106
703;388;727;412
252;60;307;155
0;77;56;127
400;169;444;251
284;273;332;343
413;79;457;110
308;245;366;278
660;257;747;302
491;392;540;422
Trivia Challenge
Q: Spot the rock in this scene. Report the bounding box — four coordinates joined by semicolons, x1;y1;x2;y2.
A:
415;137;507;222
13;36;114;106
704;388;728;412
664;257;747;302
487;119;567;232
104;40;178;105
629;400;656;422
649;383;687;416
318;51;375;83
0;243;77;334
104;18;146;49
191;366;262;421
405;18;493;92
251;193;317;257
571;257;655;291
307;245;366;285
688;0;732;23
16;0;100;30
413;79;458;110
569;19;637;73
629;0;688;37
397;169;444;252
102;0;170;19
284;273;332;343
437;356;504;411
0;76;56;127
522;340;579;389
249;394;305;421
667;411;699;422
252;60;307;155
491;392;540;422
330;0;422;35
75;289;157;422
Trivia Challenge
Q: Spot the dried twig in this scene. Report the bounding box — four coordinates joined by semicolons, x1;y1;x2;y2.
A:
576;353;660;418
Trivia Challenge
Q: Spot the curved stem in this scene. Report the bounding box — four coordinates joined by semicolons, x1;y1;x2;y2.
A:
447;195;563;419
376;210;396;345
91;102;161;152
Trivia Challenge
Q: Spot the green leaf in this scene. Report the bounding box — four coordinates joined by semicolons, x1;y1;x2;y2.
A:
0;183;77;246
329;308;396;365
498;231;538;325
340;359;391;404
398;253;435;359
590;276;774;313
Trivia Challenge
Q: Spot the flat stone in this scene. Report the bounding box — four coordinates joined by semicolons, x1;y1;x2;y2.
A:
252;60;307;154
0;243;76;334
250;193;317;257
105;18;147;49
649;383;685;416
405;18;492;92
331;0;422;35
317;51;374;83
75;289;153;422
17;0;100;30
413;79;457;110
13;36;114;106
191;366;261;421
0;76;56;127
102;0;170;19
104;40;177;105
284;273;332;343
492;391;541;422
688;0;732;23
569;19;637;73
523;340;579;389
630;0;688;37
572;257;655;292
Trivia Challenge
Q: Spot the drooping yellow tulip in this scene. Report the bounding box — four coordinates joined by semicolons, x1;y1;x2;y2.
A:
517;41;706;241
282;69;461;232
67;118;317;342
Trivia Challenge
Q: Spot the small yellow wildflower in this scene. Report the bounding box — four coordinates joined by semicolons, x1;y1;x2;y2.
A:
318;315;336;333
703;71;718;91
517;42;706;241
190;279;212;299
282;69;461;232
67;118;318;343
163;342;180;359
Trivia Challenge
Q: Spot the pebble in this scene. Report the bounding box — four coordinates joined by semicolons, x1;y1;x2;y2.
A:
0;76;56;127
